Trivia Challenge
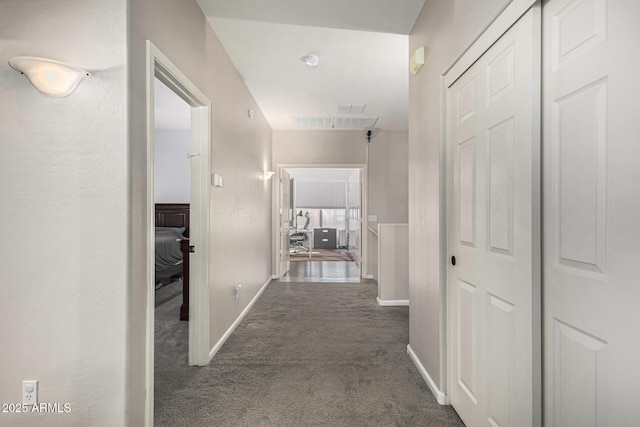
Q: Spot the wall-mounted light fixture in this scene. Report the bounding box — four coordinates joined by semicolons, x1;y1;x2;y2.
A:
263;171;276;180
409;47;425;75
9;56;90;97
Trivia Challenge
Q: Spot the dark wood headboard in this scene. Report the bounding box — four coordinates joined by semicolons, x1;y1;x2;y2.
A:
155;203;190;237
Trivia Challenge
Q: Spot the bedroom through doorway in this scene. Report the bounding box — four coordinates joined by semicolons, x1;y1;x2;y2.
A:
153;76;191;411
145;42;212;427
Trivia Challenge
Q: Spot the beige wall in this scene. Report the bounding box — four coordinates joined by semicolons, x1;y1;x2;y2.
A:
366;130;408;278
367;130;408;224
129;0;273;424
0;1;128;425
408;0;512;391
273;130;367;165
274;129;408;278
273;129;407;223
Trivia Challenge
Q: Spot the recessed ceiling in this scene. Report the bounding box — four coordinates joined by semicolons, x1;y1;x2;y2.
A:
196;0;425;131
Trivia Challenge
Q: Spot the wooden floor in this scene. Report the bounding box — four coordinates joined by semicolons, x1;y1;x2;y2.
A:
279;260;361;283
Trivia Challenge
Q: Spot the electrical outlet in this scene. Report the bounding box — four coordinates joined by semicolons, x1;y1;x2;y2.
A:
234;284;242;300
22;380;38;405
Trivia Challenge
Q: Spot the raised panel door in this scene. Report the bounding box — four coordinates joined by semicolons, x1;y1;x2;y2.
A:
543;0;640;424
448;6;540;426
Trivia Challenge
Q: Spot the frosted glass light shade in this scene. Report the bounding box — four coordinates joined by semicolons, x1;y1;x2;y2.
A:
9;56;89;97
300;54;319;68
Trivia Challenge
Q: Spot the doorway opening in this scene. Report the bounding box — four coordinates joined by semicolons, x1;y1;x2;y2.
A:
275;166;366;283
152;75;191;420
145;42;211;427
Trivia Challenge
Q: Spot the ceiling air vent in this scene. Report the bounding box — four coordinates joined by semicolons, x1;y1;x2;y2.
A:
337;104;367;114
292;116;379;130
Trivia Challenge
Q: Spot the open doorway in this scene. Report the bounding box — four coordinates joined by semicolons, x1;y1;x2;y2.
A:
276;166;365;282
145;42;211;427
152;76;191;418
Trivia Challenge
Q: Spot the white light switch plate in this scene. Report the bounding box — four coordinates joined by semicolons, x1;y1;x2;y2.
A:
212;174;223;187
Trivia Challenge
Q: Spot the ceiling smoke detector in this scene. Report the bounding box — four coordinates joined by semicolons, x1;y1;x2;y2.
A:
300;54;319;68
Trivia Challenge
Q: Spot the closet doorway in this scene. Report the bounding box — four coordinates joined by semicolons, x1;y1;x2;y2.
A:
445;2;541;425
275;165;366;282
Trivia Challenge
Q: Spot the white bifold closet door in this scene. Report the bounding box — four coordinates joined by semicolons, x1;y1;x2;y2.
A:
542;0;640;425
447;5;540;427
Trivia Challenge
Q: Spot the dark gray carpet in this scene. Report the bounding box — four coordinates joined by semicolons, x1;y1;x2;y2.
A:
154;280;464;426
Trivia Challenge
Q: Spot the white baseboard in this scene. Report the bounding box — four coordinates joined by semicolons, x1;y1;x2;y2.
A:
208;276;272;360
365;274;374;279
376;297;409;306
407;344;447;405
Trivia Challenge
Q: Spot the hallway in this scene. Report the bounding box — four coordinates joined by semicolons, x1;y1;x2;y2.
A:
280;260;361;283
155;278;463;426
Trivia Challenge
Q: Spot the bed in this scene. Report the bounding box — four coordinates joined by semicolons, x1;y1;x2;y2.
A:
155;203;190;321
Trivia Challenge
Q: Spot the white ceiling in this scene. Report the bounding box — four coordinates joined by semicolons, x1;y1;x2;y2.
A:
194;0;425;131
197;0;426;34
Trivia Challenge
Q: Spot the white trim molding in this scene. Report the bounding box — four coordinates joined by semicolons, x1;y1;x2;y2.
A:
209;276;272;360
407;344;447;405
376;297;409;306
443;0;538;86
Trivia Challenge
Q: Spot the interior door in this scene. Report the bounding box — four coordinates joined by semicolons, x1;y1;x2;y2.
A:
543;0;640;424
279;169;291;277
448;6;540;427
346;170;361;268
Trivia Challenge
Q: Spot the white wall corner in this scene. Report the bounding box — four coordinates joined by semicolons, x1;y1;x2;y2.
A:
376;297;410;306
208;276;272;360
407;344;447;405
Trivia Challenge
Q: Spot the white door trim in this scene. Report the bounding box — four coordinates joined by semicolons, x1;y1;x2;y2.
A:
440;0;541;419
273;164;367;279
443;0;538;86
145;41;212;427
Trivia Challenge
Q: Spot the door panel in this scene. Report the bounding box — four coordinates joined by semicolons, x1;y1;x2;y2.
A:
457;279;479;403
543;0;640;424
487;294;515;427
346;170;362;269
487;117;514;257
458;137;477;248
448;6;540;427
279;169;291;277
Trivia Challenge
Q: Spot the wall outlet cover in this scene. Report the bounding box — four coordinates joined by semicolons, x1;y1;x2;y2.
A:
22;380;38;405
